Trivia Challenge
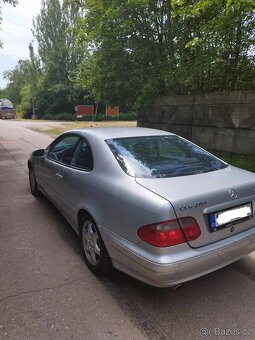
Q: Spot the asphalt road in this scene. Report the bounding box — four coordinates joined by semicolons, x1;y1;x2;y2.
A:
0;120;255;340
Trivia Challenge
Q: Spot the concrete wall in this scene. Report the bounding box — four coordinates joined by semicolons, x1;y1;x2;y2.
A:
137;90;255;154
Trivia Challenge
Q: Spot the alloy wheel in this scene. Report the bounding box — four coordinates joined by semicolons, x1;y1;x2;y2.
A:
82;220;101;265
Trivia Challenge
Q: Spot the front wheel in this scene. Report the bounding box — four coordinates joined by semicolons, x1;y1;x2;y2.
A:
81;217;113;275
29;166;41;197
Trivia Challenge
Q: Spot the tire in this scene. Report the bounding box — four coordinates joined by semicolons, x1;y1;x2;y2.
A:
29;166;41;197
81;217;113;275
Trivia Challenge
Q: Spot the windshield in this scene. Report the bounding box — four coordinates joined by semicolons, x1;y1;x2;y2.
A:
106;135;227;178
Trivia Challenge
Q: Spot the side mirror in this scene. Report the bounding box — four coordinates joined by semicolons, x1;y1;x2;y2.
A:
33;149;45;157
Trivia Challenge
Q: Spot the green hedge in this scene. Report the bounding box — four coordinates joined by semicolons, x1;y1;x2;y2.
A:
42;113;54;120
119;112;137;120
41;111;137;121
78;112;137;121
53;113;76;121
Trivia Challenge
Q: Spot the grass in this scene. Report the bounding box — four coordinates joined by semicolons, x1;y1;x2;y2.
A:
30;120;137;137
211;150;255;173
39;128;70;136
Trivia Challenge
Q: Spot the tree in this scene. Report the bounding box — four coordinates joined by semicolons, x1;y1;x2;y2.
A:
3;0;254;117
32;0;86;114
0;87;7;97
3;47;41;117
75;0;176;108
16;85;33;118
171;0;255;92
4;0;88;117
3;59;32;104
75;0;255;110
28;42;41;116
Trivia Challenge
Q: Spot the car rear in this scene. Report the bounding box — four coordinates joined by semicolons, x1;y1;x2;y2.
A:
107;224;255;287
136;166;255;249
104;133;255;287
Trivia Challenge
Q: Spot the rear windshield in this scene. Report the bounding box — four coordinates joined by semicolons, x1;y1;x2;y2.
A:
106;135;227;178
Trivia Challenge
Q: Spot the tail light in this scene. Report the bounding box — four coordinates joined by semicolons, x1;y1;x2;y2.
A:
137;217;201;247
178;217;201;241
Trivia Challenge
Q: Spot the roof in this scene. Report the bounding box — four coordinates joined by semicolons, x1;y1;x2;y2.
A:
68;127;174;140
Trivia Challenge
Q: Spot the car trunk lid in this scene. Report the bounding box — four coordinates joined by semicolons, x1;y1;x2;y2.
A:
136;166;255;248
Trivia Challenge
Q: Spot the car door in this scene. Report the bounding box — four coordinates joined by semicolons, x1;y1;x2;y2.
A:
60;138;94;226
40;134;81;209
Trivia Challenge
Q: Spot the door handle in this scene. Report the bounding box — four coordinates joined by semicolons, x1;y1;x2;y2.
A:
56;172;63;179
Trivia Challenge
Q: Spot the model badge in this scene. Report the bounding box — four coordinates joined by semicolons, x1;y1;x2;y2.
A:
229;189;238;199
180;201;207;211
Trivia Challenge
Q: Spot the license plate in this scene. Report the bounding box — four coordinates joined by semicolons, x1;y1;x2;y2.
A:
209;203;253;232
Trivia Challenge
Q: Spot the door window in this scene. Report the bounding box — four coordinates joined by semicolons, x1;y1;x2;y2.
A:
71;140;94;171
47;135;80;165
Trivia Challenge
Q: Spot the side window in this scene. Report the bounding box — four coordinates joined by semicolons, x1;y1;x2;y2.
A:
47;135;80;165
72;140;93;171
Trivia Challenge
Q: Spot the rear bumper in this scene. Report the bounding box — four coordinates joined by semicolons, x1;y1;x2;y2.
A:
102;227;255;287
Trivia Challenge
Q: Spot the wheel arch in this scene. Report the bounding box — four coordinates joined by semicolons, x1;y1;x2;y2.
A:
78;207;113;274
77;209;96;236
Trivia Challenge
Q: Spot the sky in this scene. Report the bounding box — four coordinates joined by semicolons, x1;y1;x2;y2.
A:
0;0;41;88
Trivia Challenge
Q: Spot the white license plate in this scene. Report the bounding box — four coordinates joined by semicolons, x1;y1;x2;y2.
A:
209;203;253;231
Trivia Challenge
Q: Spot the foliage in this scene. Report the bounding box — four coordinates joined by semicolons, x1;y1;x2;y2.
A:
212;150;255;173
77;110;136;121
119;112;137;121
74;0;255;110
31;0;86;116
2;0;255;117
4;0;87;117
3;59;33;104
41;113;54;120
0;87;7;97
52;112;76;121
170;0;255;92
16;85;33;118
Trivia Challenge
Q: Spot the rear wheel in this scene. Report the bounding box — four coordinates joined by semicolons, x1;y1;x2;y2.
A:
29;166;41;197
81;217;113;275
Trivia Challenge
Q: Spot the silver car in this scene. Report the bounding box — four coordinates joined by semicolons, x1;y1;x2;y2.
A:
28;127;255;287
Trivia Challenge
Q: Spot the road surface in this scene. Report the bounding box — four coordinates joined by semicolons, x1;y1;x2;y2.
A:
0;120;254;340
